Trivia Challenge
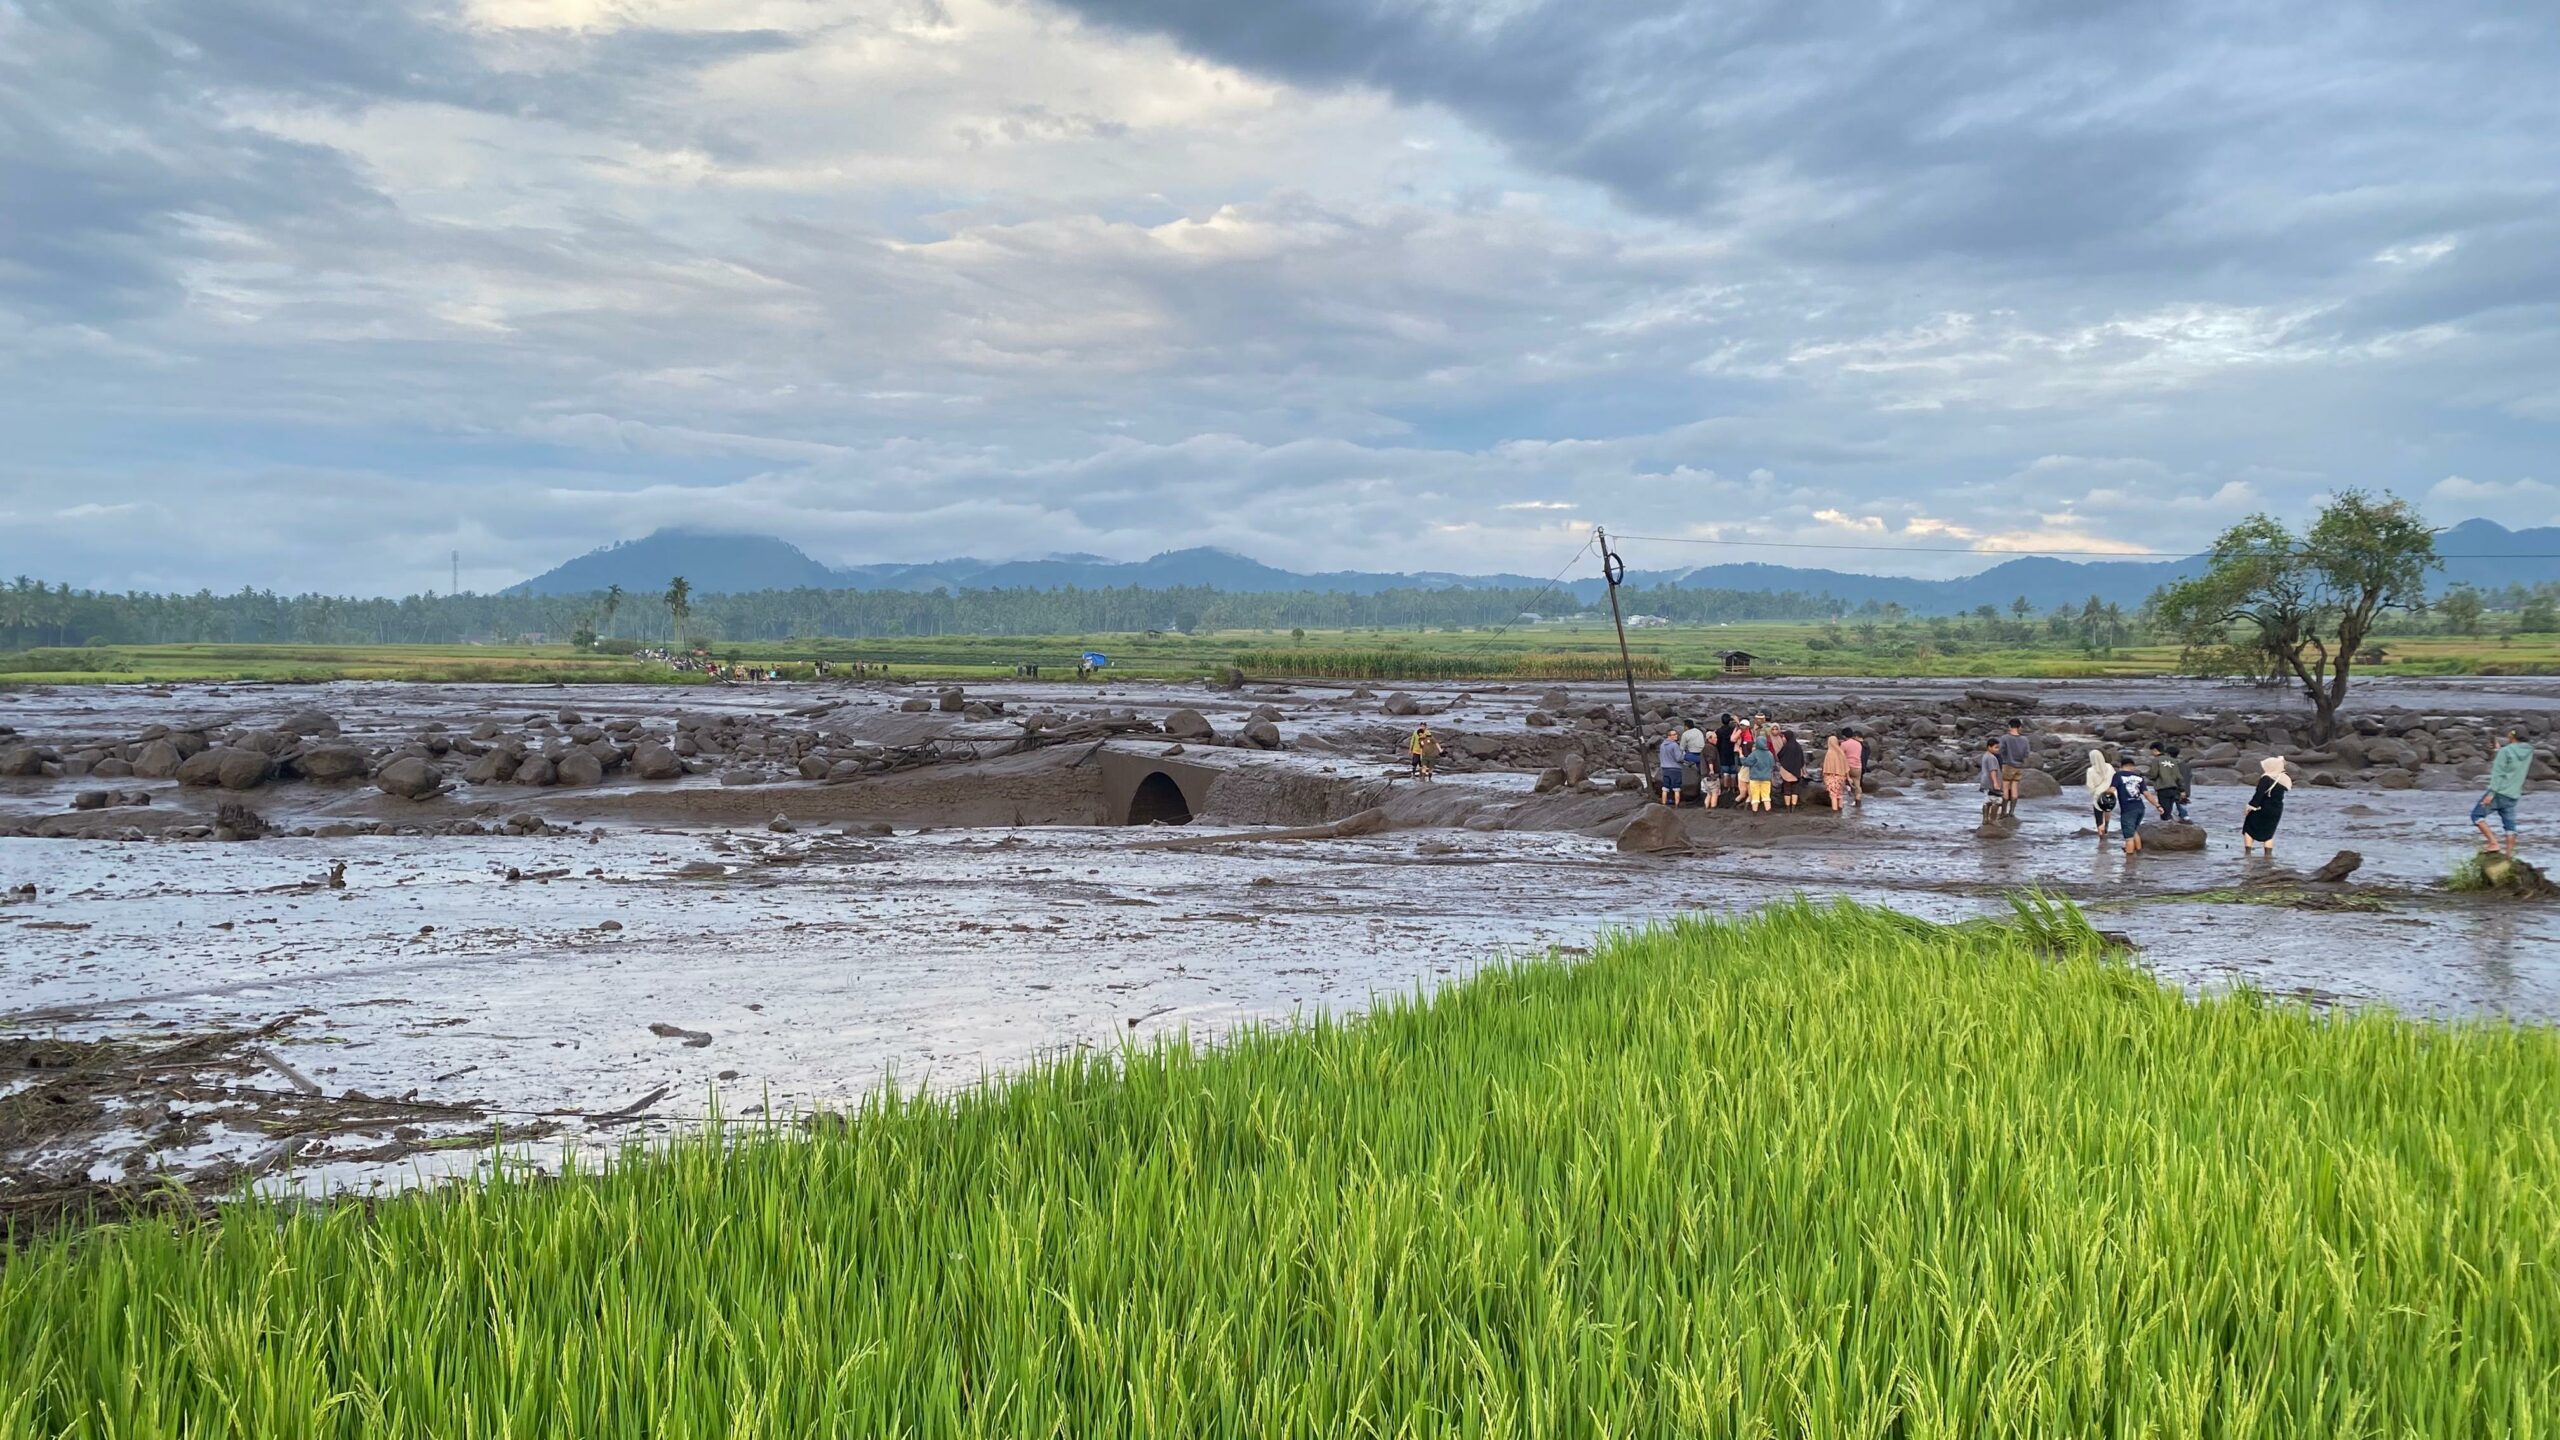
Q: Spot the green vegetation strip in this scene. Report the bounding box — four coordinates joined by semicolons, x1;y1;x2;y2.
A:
4;898;2555;1435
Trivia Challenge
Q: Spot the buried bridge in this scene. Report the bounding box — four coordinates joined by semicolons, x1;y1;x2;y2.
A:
1096;749;1223;826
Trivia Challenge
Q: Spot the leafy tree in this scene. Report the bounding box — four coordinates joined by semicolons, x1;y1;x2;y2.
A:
2434;584;2485;636
601;584;624;639
571;622;599;651
2152;491;2437;740
2521;591;2560;634
664;576;693;649
2009;596;2032;621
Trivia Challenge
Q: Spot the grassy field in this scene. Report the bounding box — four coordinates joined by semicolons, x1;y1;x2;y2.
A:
6;624;2559;685
4;898;2553;1436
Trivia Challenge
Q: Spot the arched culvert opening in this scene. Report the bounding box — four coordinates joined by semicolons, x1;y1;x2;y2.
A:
1126;771;1192;826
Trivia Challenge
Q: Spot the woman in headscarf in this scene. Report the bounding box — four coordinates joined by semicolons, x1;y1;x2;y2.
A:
1773;725;1806;808
2242;755;2290;858
1820;732;1852;812
2084;747;2114;842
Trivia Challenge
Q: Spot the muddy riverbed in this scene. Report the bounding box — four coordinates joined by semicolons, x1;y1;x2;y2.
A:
4;675;2554;1218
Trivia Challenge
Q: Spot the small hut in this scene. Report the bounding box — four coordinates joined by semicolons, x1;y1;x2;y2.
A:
1717;649;1756;675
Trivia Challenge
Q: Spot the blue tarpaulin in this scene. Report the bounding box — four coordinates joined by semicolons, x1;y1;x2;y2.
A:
1081;651;1109;669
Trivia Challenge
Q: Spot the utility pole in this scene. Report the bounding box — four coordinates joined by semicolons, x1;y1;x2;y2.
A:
1594;526;1646;767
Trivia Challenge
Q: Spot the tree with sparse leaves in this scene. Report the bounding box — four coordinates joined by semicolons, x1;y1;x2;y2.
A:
2152;491;2437;740
664;576;692;649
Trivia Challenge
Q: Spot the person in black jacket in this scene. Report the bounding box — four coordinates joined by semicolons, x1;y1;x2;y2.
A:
2242;756;2290;858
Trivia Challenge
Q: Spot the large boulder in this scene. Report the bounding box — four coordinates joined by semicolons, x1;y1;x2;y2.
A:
464;749;521;785
0;746;43;777
554;749;606;787
1241;718;1283;750
1164;709;1217;741
1382;692;1420;717
632;743;683;780
1559;752;1590;786
937;689;966;713
512;754;558;788
2015;768;2062;800
177;747;271;790
2142;820;2207;851
298;745;372;782
278;710;340;738
373;756;445;801
1616;806;1695;854
130;740;182;778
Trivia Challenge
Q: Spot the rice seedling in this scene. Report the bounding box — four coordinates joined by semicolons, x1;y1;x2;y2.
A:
3;897;2554;1437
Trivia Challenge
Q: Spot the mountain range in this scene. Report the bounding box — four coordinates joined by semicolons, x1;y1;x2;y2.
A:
509;520;2560;615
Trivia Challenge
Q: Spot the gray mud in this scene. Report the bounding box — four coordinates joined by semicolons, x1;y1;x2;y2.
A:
4;674;2554;1208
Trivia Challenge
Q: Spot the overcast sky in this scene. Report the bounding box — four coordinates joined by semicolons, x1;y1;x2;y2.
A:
4;0;2556;595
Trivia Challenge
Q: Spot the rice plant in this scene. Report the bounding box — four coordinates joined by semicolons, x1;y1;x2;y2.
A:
3;898;2554;1437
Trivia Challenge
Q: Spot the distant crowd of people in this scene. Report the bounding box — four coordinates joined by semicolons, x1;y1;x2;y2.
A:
1405;706;2542;862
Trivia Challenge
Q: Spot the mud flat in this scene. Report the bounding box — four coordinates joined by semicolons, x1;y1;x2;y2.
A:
5;675;2556;1211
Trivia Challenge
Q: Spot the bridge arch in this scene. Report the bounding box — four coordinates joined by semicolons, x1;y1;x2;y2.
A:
1125;771;1192;826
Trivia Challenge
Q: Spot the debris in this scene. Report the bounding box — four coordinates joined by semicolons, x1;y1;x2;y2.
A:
648;1023;713;1048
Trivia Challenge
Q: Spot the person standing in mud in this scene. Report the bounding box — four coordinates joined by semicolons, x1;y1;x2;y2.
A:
2110;755;2156;857
2242;755;2290;858
1996;719;2032;817
1821;732;1853;812
1408;723;1441;780
2147;743;2186;825
1839;728;1865;808
1774;726;1806;808
1658;728;1687;807
2471;727;2535;857
1680;718;1707;804
2085;747;2115;841
1744;735;1777;812
1977;739;2002;801
1711;714;1739;808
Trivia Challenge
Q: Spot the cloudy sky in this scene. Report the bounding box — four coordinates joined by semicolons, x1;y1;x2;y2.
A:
4;0;2556;594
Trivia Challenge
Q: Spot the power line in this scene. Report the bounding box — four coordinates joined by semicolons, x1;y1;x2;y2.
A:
1609;532;2560;561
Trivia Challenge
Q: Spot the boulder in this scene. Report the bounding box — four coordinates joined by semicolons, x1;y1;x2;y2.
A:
131;740;182;778
719;768;762;786
512;755;558;788
90;757;133;779
298;745;372;782
554;749;606;787
1164;709;1217;741
2142;820;2207;851
1382;692;1420;717
1559;752;1590;786
177;747;271;791
0;746;43;777
768;813;796;833
374;756;445;801
71;789;111;811
464;749;521;784
278;710;340;738
1976;810;2020;840
899;697;932;713
1328;808;1390;838
632;743;683;780
1241;718;1282;750
1534;767;1568;794
1539;689;1571;711
797;755;832;780
558;708;583;725
1615;806;1695;854
2015;768;2062;800
937;689;966;713
824;759;866;783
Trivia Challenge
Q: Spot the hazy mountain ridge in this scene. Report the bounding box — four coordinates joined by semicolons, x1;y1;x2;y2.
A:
509;520;2560;613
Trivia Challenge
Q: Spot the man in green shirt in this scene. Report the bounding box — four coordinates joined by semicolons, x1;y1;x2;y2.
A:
2472;729;2538;856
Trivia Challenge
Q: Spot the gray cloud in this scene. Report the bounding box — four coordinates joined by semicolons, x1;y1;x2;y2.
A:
2;0;2556;594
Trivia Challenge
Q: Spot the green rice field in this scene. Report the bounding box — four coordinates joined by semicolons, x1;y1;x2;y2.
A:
4;898;2553;1436
9;625;2559;685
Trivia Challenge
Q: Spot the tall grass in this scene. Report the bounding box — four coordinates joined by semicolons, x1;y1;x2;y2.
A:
4;898;2555;1436
1231;647;1671;680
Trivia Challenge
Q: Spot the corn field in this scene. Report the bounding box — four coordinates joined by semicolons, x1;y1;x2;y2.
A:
4;897;2555;1436
1231;647;1670;680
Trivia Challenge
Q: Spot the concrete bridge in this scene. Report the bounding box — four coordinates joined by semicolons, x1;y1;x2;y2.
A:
1096;748;1222;825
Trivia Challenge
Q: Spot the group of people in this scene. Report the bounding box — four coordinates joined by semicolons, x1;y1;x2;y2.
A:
2065;725;2539;860
1655;713;1870;813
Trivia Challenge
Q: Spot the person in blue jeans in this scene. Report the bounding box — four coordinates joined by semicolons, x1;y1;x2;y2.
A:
2473;728;2537;856
2109;755;2156;857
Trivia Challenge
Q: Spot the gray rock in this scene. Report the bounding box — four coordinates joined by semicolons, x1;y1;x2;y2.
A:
2143;820;2207;851
177;747;272;791
768;813;796;833
512;755;558;788
464;749;520;784
131;740;182;778
938;689;966;713
1616;806;1695;854
278;709;340;737
555;749;606;787
71;789;111;811
0;746;42;777
374;756;445;801
1164;709;1217;741
90;757;133;778
1382;692;1420;717
298;745;372;782
1534;767;1568;794
632;743;683;780
719;768;762;786
1242;719;1283;749
899;697;932;713
2015;768;2062;800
